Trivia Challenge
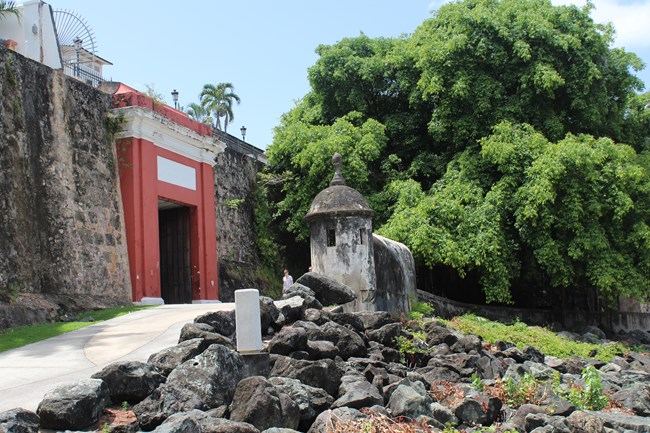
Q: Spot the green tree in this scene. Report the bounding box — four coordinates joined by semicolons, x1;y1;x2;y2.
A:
618;91;650;154
379;122;650;304
264;0;649;304
0;1;20;20
267;110;387;240
185;102;211;124
199;83;240;132
307;33;436;185
408;0;644;155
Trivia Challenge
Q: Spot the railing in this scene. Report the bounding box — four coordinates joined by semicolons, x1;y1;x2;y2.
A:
213;130;267;164
62;63;105;87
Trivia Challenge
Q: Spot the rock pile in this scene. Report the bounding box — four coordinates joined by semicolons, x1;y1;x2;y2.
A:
1;273;650;432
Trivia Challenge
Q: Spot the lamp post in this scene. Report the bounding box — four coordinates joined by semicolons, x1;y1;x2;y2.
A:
73;37;82;78
171;89;179;109
240;125;247;142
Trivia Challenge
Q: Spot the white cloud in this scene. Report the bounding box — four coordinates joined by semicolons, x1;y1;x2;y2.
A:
553;0;650;48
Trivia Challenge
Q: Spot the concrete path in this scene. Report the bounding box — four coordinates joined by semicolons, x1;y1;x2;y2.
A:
0;303;234;412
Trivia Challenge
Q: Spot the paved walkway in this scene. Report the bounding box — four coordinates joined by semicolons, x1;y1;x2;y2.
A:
0;303;234;412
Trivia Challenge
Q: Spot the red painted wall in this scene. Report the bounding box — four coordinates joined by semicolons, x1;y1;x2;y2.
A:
114;87;219;303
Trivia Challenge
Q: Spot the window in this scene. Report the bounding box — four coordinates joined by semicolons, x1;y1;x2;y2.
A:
360;228;366;245
327;228;336;247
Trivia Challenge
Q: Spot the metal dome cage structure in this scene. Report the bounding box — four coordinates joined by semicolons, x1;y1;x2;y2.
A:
53;9;109;86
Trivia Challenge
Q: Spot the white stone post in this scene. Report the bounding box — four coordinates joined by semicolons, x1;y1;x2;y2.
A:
234;289;263;354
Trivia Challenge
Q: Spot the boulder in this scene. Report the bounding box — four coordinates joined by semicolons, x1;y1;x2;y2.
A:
91;361;165;404
331;375;383;409
306;340;339;360
0;408;40;433
452;392;502;426
148;338;211;376
525;412;571;432
508;404;545;430
260;296;283;333
267;327;308;355
329;312;365;333
501;346;526;363
319;321;367;360
418;366;461;384
194;310;236;337
424;321;458;346
354;311;395;331
523;345;546;364
283;283;316;300
429;402;458;426
611;383;650;416
270;356;343;397
229;376;300;431
449;334;482;354
524;360;558;381
363;365;390;389
178;323;234;349
568;410;650;433
622;329;650;346
386;379;432;418
301;309;330;325
37;378;110;430
274;296;321;322
269;376;334;431
307;408;364;433
578;332;603;344
134;344;245;430
476;354;507;380
428;353;479;378
151;409;260;433
582;325;607;340
536;386;575;416
295;273;356;306
366;323;402;348
545;356;586;375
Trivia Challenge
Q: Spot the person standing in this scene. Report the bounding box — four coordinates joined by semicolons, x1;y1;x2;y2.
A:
282;269;293;290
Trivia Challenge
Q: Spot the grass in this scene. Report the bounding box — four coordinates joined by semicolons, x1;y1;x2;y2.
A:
0;306;153;353
443;313;629;361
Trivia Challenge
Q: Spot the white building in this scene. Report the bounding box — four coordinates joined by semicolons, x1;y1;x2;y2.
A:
0;1;111;86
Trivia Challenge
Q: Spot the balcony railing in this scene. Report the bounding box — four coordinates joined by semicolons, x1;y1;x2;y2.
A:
62;63;105;87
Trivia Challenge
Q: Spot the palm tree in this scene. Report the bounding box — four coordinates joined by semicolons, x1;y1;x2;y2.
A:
199;83;240;132
0;1;21;20
185;102;212;125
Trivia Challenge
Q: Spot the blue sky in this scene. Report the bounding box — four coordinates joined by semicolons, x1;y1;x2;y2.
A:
48;0;650;150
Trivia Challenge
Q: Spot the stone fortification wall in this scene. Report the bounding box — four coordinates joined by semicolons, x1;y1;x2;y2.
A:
373;234;417;315
418;290;650;333
214;147;264;301
0;48;131;326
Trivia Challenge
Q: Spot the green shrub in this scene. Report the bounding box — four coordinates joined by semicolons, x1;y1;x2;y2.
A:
447;314;627;361
558;365;609;410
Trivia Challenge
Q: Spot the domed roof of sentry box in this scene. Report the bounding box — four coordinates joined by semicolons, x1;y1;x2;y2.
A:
304;153;374;223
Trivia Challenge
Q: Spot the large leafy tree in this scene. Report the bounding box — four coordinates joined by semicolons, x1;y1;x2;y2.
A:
267;109;387;240
408;0;644;154
379;122;650;304
199;83;241;132
265;0;649;304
